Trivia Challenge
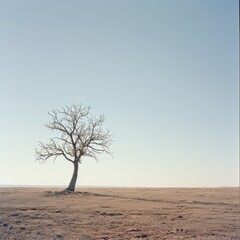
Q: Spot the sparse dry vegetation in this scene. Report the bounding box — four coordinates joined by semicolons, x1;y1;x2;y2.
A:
0;187;239;239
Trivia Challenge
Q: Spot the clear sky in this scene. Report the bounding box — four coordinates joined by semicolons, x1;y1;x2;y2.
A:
0;0;239;187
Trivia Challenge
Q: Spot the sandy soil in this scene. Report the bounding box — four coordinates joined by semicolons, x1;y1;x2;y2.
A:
0;187;239;240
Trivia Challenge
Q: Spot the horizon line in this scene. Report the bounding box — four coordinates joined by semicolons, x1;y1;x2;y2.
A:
0;184;238;189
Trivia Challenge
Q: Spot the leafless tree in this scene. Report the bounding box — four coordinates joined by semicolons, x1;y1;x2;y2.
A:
36;104;113;192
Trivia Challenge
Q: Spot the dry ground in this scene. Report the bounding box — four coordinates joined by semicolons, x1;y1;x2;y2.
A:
0;187;239;240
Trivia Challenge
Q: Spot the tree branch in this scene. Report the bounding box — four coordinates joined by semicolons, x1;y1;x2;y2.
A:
36;104;113;164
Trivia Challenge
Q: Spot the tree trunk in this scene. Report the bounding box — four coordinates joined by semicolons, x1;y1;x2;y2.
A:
66;162;78;192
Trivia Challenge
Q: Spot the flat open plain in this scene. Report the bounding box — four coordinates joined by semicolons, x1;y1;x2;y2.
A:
0;187;239;240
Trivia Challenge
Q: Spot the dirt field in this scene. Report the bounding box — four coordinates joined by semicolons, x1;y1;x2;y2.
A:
0;187;239;239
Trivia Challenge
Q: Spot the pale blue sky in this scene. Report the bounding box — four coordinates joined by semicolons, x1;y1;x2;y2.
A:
0;0;239;187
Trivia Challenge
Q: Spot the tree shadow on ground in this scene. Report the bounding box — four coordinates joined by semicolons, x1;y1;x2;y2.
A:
44;190;232;207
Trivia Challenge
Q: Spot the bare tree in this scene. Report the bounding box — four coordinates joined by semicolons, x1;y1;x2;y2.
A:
36;104;113;192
